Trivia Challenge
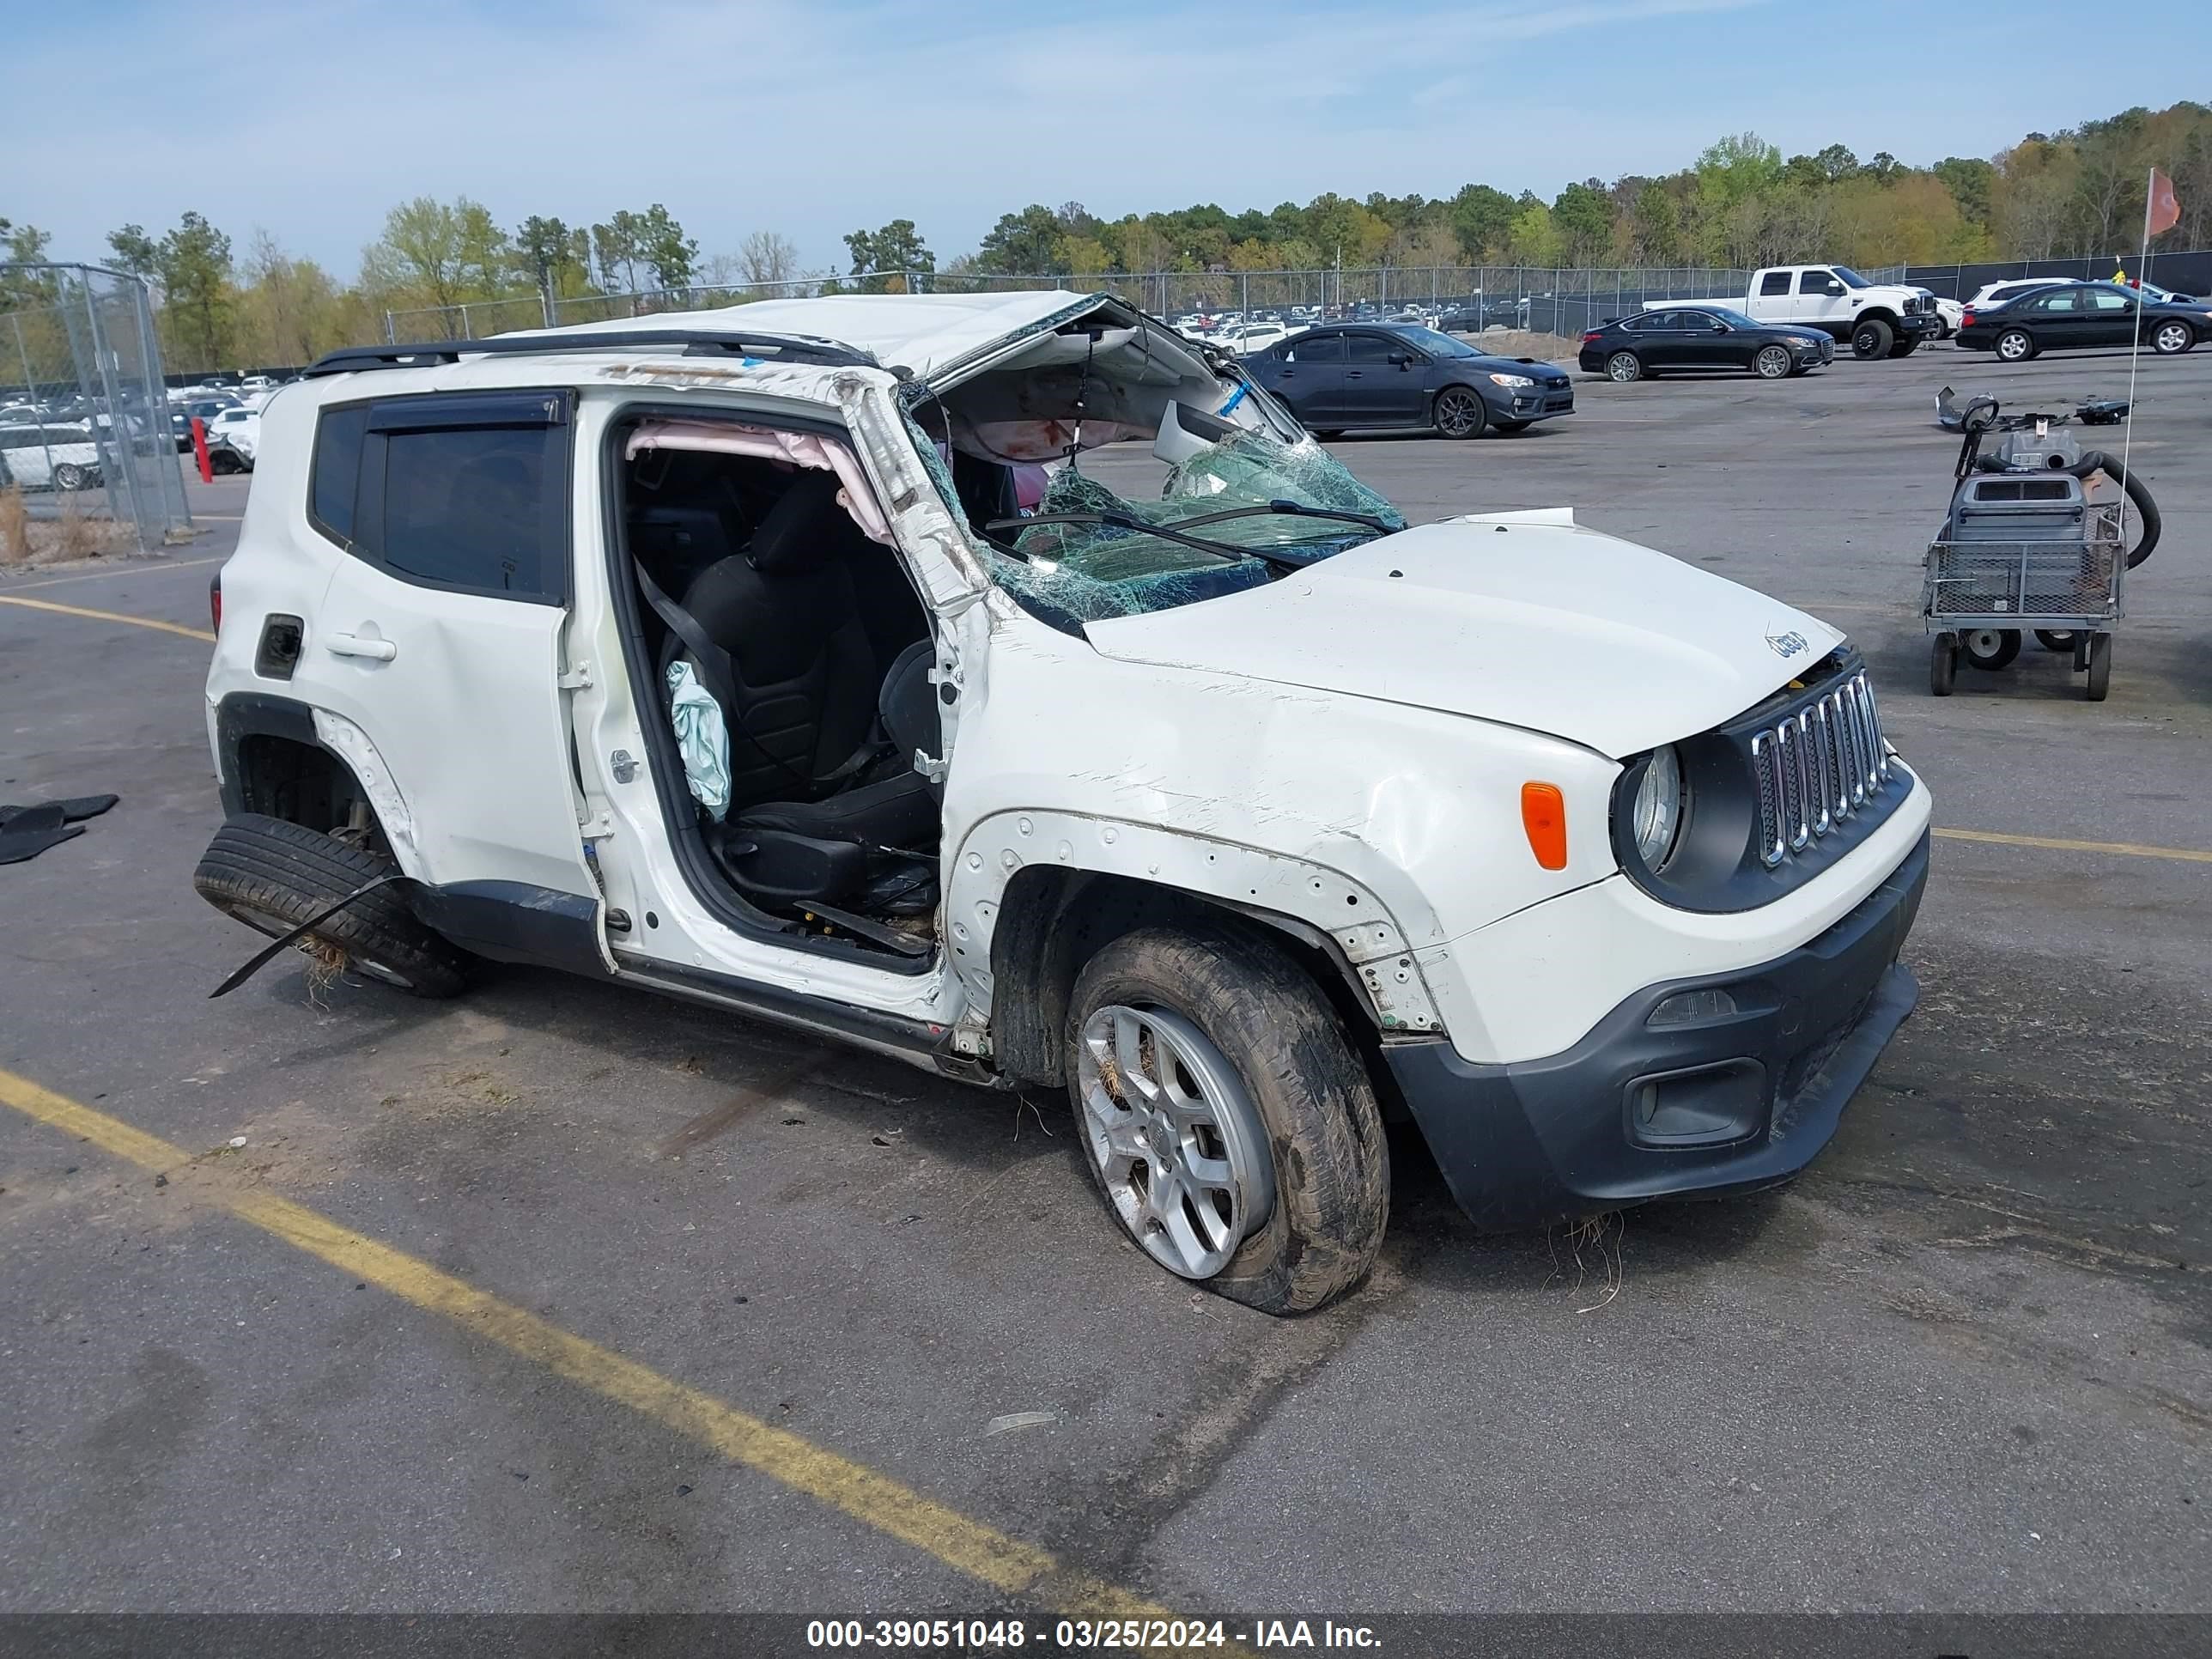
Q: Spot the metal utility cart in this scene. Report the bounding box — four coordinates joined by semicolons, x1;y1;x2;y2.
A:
1922;396;2156;702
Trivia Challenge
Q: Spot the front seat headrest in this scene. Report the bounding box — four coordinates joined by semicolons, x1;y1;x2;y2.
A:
749;471;845;574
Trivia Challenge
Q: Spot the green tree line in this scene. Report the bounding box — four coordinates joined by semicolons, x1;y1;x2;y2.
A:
4;100;2206;370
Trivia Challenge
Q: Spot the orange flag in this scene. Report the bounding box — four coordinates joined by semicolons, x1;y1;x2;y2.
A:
2148;168;2181;236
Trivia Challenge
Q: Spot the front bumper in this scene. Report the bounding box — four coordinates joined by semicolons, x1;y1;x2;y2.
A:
1895;313;1941;337
1387;830;1929;1231
1488;380;1574;422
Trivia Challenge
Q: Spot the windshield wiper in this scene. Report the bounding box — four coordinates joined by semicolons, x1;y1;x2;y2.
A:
983;511;1321;573
1167;499;1396;536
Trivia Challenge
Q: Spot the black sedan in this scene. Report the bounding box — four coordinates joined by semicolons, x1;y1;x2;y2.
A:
1247;323;1572;439
1579;307;1833;382
1956;282;2210;362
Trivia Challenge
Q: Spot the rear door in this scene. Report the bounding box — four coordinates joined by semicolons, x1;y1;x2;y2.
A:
1343;332;1427;425
295;389;605;908
1273;331;1346;425
2079;285;2137;347
2020;287;2090;349
1747;269;1796;324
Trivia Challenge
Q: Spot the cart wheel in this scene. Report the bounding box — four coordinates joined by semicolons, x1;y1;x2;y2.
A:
1961;628;2021;672
2034;629;2076;653
2085;634;2112;702
1930;634;1959;696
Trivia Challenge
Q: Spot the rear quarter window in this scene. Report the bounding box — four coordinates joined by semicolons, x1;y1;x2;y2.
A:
308;404;369;546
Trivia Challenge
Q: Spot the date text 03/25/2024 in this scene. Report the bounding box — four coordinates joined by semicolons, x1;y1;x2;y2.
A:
805;1618;1382;1649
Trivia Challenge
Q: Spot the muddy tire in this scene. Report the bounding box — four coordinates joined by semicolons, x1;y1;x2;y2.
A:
1065;925;1388;1316
192;812;470;998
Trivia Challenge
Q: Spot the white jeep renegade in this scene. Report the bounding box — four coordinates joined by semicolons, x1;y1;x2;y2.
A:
198;291;1930;1314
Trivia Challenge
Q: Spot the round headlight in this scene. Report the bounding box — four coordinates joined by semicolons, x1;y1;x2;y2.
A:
1632;744;1685;869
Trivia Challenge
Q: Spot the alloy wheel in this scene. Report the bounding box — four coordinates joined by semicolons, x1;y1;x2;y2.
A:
1077;1004;1274;1280
1996;331;2031;362
1606;351;1641;383
1435;387;1484;437
1754;345;1791;380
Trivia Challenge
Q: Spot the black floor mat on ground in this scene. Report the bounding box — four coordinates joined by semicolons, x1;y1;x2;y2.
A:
0;794;119;865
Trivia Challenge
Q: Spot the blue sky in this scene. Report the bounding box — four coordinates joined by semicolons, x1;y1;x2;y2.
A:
10;0;2209;277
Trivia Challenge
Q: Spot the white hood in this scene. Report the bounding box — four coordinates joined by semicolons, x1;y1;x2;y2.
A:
1081;516;1845;759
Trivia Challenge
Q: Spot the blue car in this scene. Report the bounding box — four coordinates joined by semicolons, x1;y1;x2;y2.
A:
1247;322;1574;439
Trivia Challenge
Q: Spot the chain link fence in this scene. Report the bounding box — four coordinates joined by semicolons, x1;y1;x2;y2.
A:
380;252;2212;353
387;267;1767;344
1;264;192;558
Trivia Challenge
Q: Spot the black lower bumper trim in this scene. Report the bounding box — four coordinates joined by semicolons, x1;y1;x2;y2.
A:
1387;832;1928;1231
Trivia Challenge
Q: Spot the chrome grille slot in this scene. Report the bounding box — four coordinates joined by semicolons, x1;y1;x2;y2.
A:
1808;701;1833;837
1741;666;1894;874
1751;731;1784;866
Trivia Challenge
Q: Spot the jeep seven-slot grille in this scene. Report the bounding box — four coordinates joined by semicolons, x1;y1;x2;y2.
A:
1747;671;1892;867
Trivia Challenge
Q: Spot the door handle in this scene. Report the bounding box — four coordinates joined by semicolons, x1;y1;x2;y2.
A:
326;632;397;661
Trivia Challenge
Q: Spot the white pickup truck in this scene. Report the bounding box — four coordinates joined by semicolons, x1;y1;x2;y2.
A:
1650;265;1943;360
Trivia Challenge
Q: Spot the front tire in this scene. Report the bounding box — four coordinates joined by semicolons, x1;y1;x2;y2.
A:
1930;634;1958;696
192;813;471;998
1066;926;1388;1315
1433;385;1487;440
1996;328;2035;362
2152;319;2195;356
1604;350;1644;384
1753;344;1792;380
1889;338;1919;358
2085;633;2112;701
52;463;89;491
1852;318;1895;360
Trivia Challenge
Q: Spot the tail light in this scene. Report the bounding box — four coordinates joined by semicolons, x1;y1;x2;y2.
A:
209;570;222;633
1961;308;1977;328
1582;331;1602;344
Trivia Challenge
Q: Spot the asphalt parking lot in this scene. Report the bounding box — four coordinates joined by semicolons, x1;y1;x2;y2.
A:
2;343;2208;1638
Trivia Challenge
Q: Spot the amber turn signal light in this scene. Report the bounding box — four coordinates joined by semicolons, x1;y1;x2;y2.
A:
1521;781;1567;870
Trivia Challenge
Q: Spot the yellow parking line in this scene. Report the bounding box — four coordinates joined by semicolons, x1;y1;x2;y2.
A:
1935;826;2212;865
0;592;215;642
3;555;224;591
0;1067;1208;1636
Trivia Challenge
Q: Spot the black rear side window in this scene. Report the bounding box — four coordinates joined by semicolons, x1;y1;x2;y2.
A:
380;426;549;594
309;404;369;545
335;392;572;605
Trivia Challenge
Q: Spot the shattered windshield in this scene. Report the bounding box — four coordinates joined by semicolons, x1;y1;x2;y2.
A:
986;428;1404;631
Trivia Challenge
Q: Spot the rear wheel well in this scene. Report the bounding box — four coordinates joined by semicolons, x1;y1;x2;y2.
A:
232;734;385;852
987;868;1380;1090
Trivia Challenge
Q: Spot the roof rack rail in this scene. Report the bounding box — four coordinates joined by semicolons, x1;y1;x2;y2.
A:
304;329;882;380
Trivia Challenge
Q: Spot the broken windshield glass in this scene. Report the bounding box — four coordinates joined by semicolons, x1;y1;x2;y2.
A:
988;429;1404;632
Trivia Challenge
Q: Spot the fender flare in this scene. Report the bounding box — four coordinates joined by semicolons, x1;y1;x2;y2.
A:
946;809;1446;1036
